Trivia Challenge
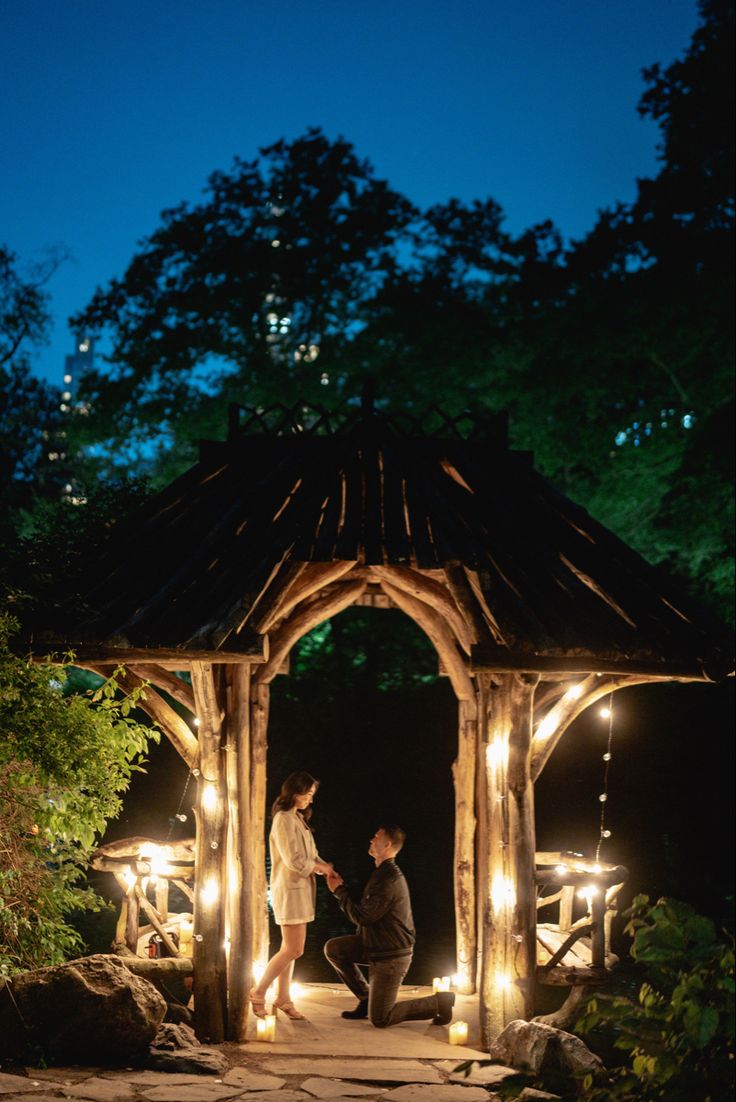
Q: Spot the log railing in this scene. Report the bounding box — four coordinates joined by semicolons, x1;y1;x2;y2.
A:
534;852;628;983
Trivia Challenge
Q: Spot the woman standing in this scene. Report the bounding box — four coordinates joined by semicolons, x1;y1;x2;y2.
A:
249;771;334;1020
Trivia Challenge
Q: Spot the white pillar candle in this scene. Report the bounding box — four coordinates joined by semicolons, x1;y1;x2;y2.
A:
449;1020;469;1045
256;1017;277;1042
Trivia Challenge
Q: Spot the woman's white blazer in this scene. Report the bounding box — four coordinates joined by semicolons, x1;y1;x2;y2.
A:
269;809;321;925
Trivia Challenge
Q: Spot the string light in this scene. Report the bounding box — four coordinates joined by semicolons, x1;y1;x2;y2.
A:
595;693;615;862
166;772;192;841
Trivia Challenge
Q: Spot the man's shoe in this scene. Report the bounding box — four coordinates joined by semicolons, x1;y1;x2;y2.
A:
433;991;455;1025
341;999;369;1020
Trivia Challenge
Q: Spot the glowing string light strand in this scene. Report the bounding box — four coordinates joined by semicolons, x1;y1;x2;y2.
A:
165;770;192;842
595;693;615;863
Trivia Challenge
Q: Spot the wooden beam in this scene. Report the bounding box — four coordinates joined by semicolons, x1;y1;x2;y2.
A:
379;581;476;705
248;559;310;633
224;664;254;1042
83;666;199;772
443;562;498;647
371;566;473;654
260;560;359;631
190;662;228;1043
41;640;268;664
128;665;195;713
531;675;661;781
472;645;720;681
254;579;367;684
250;680;270;969
478;672;539;1046
453;698;477;994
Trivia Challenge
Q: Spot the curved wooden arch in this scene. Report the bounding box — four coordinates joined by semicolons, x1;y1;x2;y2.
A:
531;674;672;781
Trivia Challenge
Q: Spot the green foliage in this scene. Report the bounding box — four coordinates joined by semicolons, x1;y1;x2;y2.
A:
576;894;735;1101
0;614;158;975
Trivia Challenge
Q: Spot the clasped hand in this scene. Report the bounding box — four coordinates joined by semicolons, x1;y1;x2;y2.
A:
314;859;343;890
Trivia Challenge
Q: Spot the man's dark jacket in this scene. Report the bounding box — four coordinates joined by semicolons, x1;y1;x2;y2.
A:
333;858;416;961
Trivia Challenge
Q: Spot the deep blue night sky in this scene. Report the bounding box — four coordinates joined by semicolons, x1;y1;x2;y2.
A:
1;0;699;384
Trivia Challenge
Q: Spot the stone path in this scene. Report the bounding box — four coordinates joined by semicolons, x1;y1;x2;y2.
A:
0;984;560;1101
0;1060;533;1102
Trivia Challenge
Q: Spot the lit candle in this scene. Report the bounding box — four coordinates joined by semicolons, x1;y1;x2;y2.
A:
179;917;193;955
255;1014;277;1042
432;976;450;993
449;1020;469;1045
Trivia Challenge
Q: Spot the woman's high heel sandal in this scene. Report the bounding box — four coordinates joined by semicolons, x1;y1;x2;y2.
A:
249;989;267;1018
272;999;307;1021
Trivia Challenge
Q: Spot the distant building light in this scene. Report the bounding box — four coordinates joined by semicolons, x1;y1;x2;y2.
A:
64;374;72;383
60;403;69;412
62;391;71;400
271;239;281;248
79;341;89;352
65;483;72;492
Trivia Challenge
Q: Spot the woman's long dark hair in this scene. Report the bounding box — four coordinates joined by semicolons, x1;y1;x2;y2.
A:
271;771;319;823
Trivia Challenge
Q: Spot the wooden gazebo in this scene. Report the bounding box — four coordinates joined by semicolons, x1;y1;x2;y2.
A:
32;398;732;1047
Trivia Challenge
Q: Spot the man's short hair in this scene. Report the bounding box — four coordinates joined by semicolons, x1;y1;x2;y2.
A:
379;824;406;854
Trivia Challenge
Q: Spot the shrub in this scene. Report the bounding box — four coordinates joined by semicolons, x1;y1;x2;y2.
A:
577;894;735;1101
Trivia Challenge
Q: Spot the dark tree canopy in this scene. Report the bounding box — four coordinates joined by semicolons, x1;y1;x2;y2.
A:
40;2;736;613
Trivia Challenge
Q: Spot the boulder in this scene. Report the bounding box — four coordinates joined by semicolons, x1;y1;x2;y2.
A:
0;954;166;1064
149;1022;200;1051
147;1021;227;1075
147;1048;228;1075
489;1019;603;1080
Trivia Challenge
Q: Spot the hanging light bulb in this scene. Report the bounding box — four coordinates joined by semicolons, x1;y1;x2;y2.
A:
599;706;612;719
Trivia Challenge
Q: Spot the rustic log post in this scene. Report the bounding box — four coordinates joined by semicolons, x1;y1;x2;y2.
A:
559;886;574;933
590;891;606;969
250;679;270;970
120;876;140;953
453;698;477;994
475;674;491;993
190;661;228;1042
478;671;539;1047
155;880;169;922
224;663;254;1041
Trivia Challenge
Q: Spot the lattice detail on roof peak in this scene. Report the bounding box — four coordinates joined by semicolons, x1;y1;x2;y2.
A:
226;399;508;443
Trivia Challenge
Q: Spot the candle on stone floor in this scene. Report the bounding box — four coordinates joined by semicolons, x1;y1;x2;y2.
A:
433;976;451;993
256;1015;276;1042
449;1020;469;1045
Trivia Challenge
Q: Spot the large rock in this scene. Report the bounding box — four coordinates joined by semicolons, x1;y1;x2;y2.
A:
0;954;166;1064
146;1022;227;1075
489;1019;603;1080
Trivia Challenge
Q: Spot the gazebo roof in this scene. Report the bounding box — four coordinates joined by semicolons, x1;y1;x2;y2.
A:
37;400;732;680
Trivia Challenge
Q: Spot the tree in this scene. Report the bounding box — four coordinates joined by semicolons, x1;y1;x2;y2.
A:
0;246;70;517
0;614;157;974
71;129;416;472
66;3;733;611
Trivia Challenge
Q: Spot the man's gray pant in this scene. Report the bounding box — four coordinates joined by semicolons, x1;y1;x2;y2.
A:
324;934;441;1028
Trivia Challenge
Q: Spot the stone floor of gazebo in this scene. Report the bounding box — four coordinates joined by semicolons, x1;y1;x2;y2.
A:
236;982;486;1059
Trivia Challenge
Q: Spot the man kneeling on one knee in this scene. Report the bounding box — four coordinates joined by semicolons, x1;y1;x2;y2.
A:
324;824;454;1028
